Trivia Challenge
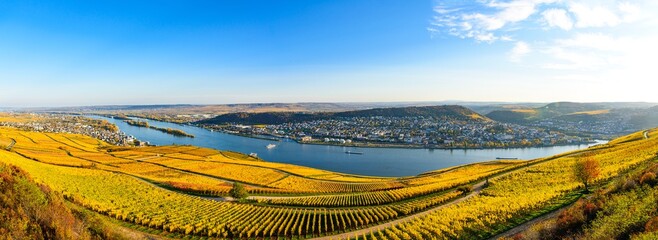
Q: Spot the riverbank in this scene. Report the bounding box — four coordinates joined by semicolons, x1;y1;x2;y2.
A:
91;114;605;177
118;114;597;150
196;124;596;150
125;119;195;138
293;139;598;150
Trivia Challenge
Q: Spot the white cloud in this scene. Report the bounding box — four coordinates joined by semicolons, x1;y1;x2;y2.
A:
430;0;658;81
475;32;498;42
427;1;658;102
569;2;621;28
542;8;573;30
541;46;608;70
509;41;531;62
430;1;649;42
555;33;626;52
430;0;558;42
618;2;641;22
542;32;658;72
488;0;537;23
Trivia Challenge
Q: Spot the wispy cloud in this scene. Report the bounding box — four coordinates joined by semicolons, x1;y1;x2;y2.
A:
542;8;573;30
429;0;558;43
569;2;620;28
509;41;531;62
429;0;658;72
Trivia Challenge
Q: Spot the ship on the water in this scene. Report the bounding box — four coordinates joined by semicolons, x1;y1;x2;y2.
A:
345;151;364;155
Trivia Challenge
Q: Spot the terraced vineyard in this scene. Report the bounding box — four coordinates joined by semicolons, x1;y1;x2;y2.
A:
363;130;658;239
1;125;657;239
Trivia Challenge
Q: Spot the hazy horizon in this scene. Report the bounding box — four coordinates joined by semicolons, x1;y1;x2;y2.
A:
2;0;657;107
2;100;657;110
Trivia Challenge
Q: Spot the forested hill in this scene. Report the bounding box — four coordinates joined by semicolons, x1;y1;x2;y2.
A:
485;102;657;124
196;105;490;125
484;102;658;137
485;102;608;123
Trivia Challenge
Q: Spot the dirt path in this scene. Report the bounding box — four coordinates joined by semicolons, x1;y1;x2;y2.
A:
488;203;572;239
5;139;15;151
312;147;600;240
311;181;487;240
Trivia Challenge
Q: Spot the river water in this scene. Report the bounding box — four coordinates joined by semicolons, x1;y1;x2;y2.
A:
92;116;602;177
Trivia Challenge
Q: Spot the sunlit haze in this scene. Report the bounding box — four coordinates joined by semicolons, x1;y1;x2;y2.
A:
1;0;657;107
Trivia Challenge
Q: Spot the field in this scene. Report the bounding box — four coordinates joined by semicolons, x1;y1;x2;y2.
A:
363;130;658;239
567;109;611;115
1;125;658;239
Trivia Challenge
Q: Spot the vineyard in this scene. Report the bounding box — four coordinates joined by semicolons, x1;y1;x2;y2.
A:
363;130;658;239
1;125;658;239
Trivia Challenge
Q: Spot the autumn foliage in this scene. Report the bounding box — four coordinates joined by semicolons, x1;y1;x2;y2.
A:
574;157;600;192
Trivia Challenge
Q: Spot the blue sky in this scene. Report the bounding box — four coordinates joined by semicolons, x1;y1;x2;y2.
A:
1;0;656;107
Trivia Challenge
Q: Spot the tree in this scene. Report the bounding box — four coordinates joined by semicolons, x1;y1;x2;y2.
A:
229;182;248;199
574;157;600;192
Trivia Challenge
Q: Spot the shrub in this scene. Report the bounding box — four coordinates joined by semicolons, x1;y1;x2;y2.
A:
583;201;601;221
456;186;472;195
645;216;658;232
556;201;586;234
622;179;638;191
229;182;248;199
640;172;657;186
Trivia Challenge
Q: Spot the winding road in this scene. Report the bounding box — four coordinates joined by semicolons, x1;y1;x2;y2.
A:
311;181;488;240
312;141;619;240
490;130;654;239
488;202;574;239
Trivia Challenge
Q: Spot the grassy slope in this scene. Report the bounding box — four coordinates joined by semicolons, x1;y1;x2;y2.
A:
0;162;162;240
504;161;658;240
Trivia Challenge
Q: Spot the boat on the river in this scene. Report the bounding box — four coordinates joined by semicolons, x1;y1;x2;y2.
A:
496;157;518;160
345;151;364;155
266;144;277;149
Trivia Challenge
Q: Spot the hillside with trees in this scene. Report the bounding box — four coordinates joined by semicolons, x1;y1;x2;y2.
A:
486;102;658;138
197;105;490;125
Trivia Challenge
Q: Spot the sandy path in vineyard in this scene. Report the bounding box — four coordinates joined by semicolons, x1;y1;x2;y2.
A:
490;130;653;239
313;145;610;240
311;181;487;240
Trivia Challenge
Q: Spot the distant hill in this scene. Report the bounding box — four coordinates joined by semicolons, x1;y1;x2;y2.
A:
197;105;490;125
197;112;329;125
487;102;618;123
629;105;658;129
486;102;658;135
335;105;489;120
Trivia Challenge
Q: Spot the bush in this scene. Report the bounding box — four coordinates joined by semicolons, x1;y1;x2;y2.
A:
0;164;88;239
645;216;658;232
456;186;472;195
622;179;638;191
583;201;601;221
555;201;586;234
229;183;248;199
640;172;657;186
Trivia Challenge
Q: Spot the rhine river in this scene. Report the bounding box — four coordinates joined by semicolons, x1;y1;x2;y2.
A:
92;116;604;177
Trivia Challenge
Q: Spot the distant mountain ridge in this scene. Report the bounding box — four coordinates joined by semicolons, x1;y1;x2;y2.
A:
486;102;658;136
486;102;655;123
197;105;490;125
630;105;658;129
